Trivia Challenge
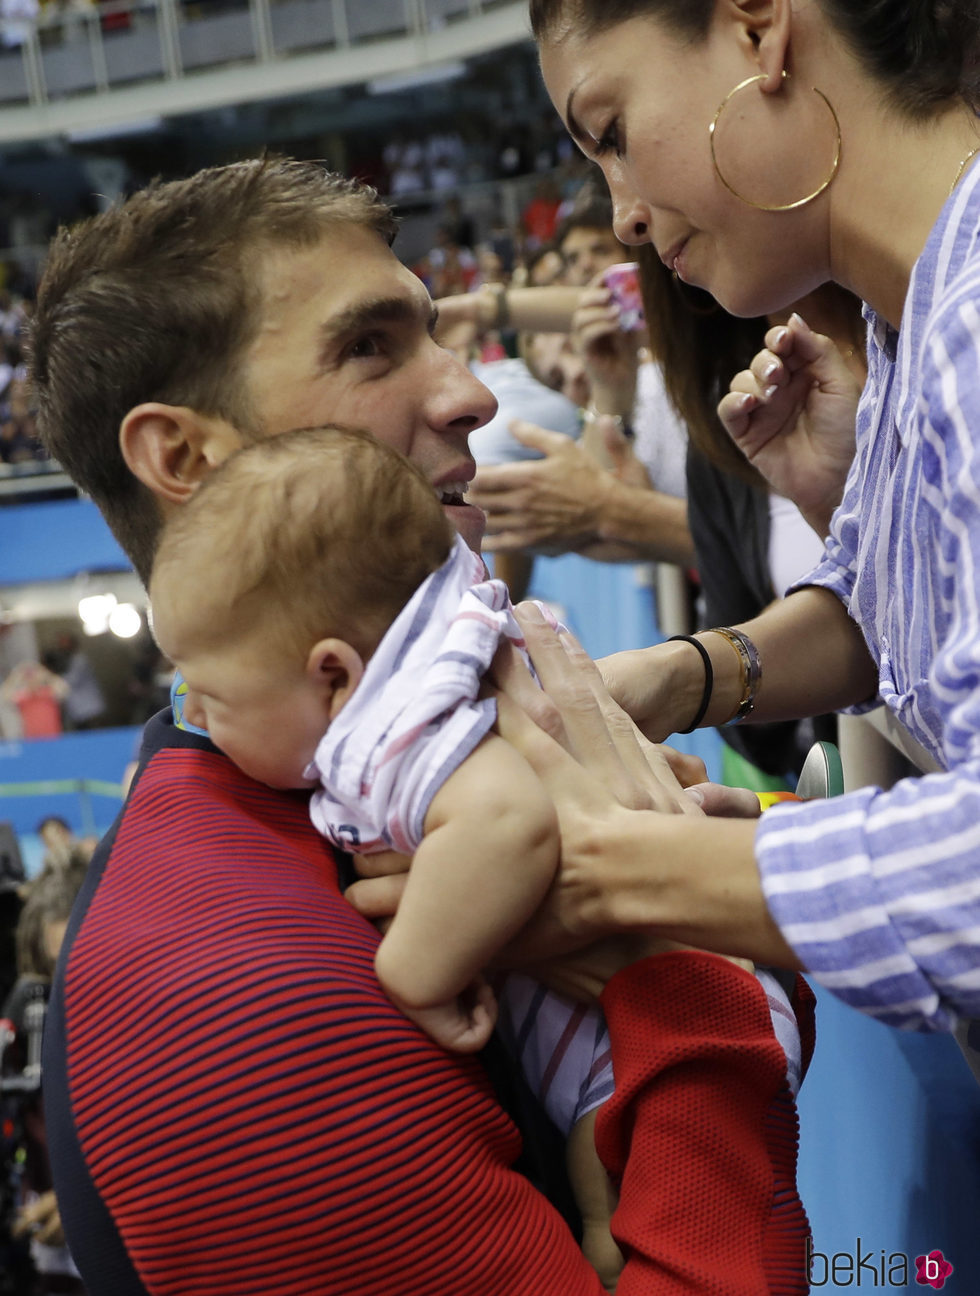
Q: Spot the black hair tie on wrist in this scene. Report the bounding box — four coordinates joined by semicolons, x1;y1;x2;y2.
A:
666;634;713;734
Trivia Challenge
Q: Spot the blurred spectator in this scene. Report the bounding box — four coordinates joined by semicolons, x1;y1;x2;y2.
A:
429;152;459;193
0;353;45;466
4;852;89;1294
126;634;171;725
440;195;475;252
519;242;565;289
0;290;31;345
468;353;581;470
0;414;42;464
427;226;478;299
41;635;105;731
34;820;97;874
495;122;527;179
0;0;38;47
0;342;12;406
473;244;506;290
0;662;67;739
35;817;73;859
556;205;626;288
384;135;426;197
521;178;561;248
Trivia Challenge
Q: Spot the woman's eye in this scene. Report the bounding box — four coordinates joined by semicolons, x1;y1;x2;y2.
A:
594;119;623;159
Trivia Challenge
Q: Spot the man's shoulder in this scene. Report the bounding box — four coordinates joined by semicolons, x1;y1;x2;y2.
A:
98;708;332;890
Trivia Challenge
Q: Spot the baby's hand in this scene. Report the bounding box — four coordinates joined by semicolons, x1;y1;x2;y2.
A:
394;977;498;1054
346;848;410;932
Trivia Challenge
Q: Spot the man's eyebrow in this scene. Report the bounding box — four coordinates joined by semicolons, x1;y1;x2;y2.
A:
317;295;432;359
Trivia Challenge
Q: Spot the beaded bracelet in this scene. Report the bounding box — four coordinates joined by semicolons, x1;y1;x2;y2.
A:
667;634;713;734
705;625;762;724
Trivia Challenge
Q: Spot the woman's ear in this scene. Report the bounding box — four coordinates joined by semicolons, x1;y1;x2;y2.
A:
729;0;791;91
307;639;365;720
119;403;244;506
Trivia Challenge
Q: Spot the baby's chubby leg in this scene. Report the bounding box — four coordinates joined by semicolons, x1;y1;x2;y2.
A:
567;1109;623;1293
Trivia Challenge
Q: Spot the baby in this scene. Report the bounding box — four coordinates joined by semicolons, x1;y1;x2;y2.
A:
150;424;564;1055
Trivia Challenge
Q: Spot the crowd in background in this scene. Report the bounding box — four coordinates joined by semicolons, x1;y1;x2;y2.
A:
0;288;43;468
1;819;91;1295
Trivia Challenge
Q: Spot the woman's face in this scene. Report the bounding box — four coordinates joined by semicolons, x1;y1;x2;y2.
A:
538;12;828;318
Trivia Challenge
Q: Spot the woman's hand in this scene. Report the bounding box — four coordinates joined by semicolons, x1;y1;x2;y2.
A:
488;605;702;964
594;641;701;744
718;312;862;536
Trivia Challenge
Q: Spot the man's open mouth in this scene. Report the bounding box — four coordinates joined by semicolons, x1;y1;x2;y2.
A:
438;482;470;506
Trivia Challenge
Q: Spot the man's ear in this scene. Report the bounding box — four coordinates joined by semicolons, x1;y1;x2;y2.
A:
307;638;365;720
119;403;244;507
727;0;791;91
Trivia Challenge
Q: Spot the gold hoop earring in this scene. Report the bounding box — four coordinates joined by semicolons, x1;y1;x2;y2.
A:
709;71;841;212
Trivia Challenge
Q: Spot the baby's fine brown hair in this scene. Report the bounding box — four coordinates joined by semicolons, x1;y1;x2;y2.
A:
151;426;454;664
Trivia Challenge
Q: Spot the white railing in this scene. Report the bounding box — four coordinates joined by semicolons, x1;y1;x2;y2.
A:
0;0;526;114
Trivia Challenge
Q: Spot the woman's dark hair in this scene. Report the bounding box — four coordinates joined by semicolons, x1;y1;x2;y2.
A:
635;245;865;485
635;244;766;486
823;1;980;114
529;0;980;113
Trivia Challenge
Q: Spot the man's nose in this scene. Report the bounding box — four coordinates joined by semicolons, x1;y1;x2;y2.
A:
429;346;498;435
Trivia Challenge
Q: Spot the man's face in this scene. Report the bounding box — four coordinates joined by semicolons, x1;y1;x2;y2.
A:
525;333;590;409
558;225;625;286
238;225;497;551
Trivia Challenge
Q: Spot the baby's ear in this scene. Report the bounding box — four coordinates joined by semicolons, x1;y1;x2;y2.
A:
307;639;365;720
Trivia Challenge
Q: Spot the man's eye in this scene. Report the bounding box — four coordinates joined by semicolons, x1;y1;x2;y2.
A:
346;334;384;359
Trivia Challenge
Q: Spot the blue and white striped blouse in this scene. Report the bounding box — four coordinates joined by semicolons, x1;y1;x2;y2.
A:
755;158;980;1033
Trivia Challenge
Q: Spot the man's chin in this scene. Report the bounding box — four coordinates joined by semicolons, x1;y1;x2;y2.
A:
444;501;486;553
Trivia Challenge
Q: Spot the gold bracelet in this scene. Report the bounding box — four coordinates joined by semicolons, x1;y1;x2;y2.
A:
704;626;762;724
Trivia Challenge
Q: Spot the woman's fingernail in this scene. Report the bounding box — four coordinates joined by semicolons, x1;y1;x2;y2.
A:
772;327;790;347
735;393;755;411
685;787;705;806
761;359;779;382
762;384;778;400
516;600;544;623
789;312;809;331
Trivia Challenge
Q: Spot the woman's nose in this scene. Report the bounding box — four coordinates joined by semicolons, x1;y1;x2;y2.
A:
612;191;651;247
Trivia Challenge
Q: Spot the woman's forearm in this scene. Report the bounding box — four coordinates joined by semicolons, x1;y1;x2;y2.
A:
599;808;801;967
604;584;878;739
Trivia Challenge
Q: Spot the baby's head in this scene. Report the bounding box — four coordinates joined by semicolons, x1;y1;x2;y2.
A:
150;425;454;787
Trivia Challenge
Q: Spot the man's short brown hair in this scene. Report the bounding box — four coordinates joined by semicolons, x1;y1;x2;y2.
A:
29;157;397;584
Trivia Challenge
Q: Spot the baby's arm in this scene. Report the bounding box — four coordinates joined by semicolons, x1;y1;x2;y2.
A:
567;1110;623;1293
374;732;558;1052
